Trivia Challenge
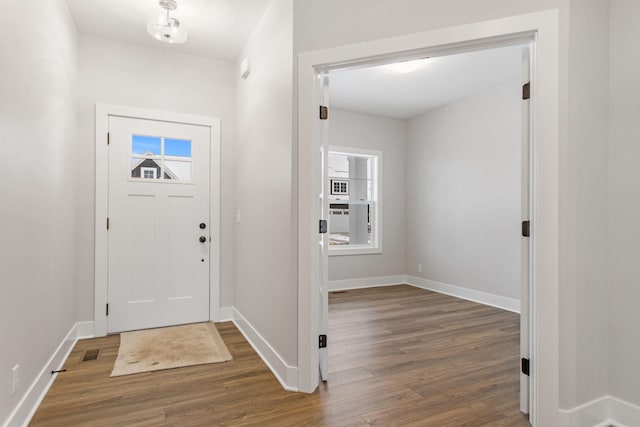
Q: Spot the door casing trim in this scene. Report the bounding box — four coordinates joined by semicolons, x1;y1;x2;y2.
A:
297;10;560;427
94;103;221;337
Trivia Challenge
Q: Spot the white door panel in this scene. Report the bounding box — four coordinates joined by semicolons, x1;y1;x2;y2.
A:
108;116;210;333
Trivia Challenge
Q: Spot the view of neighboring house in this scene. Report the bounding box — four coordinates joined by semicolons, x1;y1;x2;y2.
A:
130;156;178;180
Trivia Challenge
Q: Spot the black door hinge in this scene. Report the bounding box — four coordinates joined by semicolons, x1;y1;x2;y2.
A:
319;105;328;120
522;220;530;237
319;334;327;348
521;358;530;376
319;219;328;234
106;303;109;316
522;82;531;100
107;132;110;145
106;217;110;230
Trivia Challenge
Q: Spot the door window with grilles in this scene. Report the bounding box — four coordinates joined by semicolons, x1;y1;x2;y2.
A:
130;135;192;182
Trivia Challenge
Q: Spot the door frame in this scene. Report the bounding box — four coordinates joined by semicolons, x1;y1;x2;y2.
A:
94;103;221;337
297;10;560;427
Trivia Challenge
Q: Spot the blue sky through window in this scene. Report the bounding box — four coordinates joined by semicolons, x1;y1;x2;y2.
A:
132;135;161;155
165;138;191;157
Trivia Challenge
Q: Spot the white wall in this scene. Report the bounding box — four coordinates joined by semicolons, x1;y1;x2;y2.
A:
609;0;640;408
406;80;522;301
75;35;237;319
293;0;564;54
558;0;610;412
235;0;296;365
328;109;406;281
0;0;78;423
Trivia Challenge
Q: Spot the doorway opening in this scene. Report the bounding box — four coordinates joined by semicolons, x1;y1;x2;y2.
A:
297;12;564;426
322;42;532;422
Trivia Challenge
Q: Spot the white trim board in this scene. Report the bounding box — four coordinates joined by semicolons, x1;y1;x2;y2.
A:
328;275;520;313
94;104;222;337
559;396;610;427
219;307;234;322
405;276;521;313
229;308;298;392
559;395;640;427
3;322;95;427
610;397;640;427
328;275;406;292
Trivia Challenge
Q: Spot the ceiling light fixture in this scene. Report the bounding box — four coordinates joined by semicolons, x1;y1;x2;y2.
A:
384;58;430;74
147;0;188;44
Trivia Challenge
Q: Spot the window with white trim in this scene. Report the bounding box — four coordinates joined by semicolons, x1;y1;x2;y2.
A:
328;147;381;255
130;135;192;181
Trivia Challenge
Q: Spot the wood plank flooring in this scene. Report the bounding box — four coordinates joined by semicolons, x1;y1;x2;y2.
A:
30;285;530;426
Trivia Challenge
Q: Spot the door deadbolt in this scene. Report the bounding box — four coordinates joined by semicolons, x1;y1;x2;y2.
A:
199;236;207;243
199;223;206;229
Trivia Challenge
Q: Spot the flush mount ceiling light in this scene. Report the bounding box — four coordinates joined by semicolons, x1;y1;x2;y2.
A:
147;0;188;44
384;58;430;74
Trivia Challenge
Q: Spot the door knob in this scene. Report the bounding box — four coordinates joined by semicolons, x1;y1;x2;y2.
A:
199;223;206;229
199;236;207;243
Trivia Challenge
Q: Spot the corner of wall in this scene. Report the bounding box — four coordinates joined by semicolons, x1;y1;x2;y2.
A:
230;308;298;392
558;395;640;427
405;276;520;313
2;322;93;427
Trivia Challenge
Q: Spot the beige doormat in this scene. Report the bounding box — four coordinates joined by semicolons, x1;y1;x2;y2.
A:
111;322;232;377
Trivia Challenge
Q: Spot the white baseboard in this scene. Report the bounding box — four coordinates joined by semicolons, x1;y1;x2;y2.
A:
3;321;93;427
559;396;611;427
75;321;95;339
559;395;640;427
405;275;521;313
230;308;298;392
218;306;234;322
329;274;521;313
328;275;407;292
609;396;640;427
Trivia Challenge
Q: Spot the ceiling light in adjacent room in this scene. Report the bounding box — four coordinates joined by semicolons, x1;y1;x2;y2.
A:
384;58;430;74
147;0;188;44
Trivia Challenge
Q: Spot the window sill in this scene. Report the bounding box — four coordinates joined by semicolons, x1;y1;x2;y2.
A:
329;246;382;257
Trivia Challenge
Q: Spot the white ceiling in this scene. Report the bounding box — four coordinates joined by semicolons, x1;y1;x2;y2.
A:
65;2;524;114
66;0;271;60
329;44;527;120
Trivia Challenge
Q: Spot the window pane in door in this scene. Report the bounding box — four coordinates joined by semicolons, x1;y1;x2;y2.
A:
165;138;192;157
132;135;161;155
163;160;192;181
131;157;162;179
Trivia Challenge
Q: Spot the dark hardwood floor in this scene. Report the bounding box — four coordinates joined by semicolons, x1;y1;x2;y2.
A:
30;285;530;426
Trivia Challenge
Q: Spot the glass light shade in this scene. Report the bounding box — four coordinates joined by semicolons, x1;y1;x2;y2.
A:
147;12;188;44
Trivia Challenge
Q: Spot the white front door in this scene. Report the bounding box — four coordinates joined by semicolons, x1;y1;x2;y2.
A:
107;116;211;333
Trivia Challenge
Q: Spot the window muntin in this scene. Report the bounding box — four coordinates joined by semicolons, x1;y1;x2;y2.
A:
130;135;192;181
328;148;380;255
